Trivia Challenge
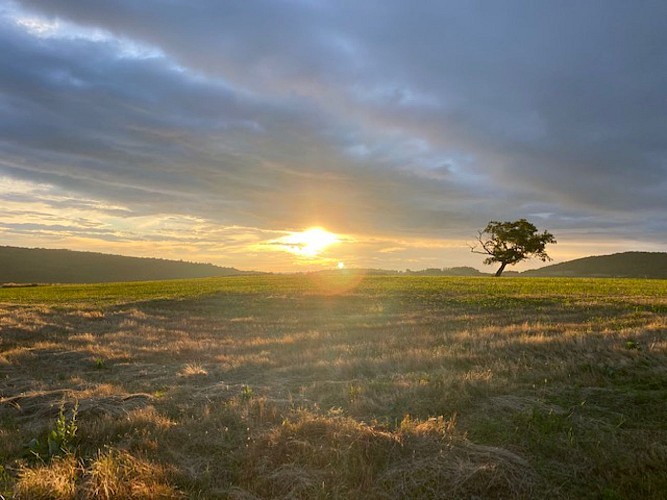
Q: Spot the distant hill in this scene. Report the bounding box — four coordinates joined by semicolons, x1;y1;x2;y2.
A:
311;266;488;277
404;266;487;276
0;246;256;284
523;252;667;279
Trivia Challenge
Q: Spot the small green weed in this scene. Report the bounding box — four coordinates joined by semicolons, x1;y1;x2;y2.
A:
27;401;79;460
153;388;168;399
347;383;363;402
241;385;254;401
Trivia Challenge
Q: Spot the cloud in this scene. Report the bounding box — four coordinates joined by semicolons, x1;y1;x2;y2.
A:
1;0;666;270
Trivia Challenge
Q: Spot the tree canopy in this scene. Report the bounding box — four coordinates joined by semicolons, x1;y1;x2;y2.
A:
471;219;556;276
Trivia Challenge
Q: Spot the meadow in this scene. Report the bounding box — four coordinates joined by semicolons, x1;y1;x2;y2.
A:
1;274;666;498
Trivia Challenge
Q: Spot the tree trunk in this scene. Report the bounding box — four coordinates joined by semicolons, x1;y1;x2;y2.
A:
494;262;508;277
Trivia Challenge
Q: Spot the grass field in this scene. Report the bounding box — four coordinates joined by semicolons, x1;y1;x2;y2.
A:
1;274;666;498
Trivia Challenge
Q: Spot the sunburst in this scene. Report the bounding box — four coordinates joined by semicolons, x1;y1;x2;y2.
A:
276;227;339;257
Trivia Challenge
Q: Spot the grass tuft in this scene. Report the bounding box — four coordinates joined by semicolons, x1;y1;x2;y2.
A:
83;448;183;499
14;455;79;500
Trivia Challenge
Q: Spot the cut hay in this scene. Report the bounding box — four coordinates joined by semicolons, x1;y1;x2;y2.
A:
237;411;536;499
378;442;536;499
0;391;154;420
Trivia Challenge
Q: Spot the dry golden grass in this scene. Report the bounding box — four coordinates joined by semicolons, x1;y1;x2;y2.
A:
1;276;666;498
12;449;181;499
14;455;78;499
83;448;182;499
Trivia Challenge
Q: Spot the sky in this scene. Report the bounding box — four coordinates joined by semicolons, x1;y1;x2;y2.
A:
1;0;666;272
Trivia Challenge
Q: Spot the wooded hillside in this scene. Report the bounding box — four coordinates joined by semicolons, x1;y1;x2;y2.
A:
0;246;253;283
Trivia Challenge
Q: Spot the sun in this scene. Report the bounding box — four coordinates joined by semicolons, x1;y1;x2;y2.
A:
278;227;339;257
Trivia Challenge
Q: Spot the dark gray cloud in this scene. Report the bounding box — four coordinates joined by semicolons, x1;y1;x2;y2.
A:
2;0;667;264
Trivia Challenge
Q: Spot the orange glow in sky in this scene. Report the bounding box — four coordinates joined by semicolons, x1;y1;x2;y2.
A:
274;227;340;258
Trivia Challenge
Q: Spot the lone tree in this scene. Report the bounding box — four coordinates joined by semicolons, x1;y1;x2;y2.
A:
471;219;556;277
